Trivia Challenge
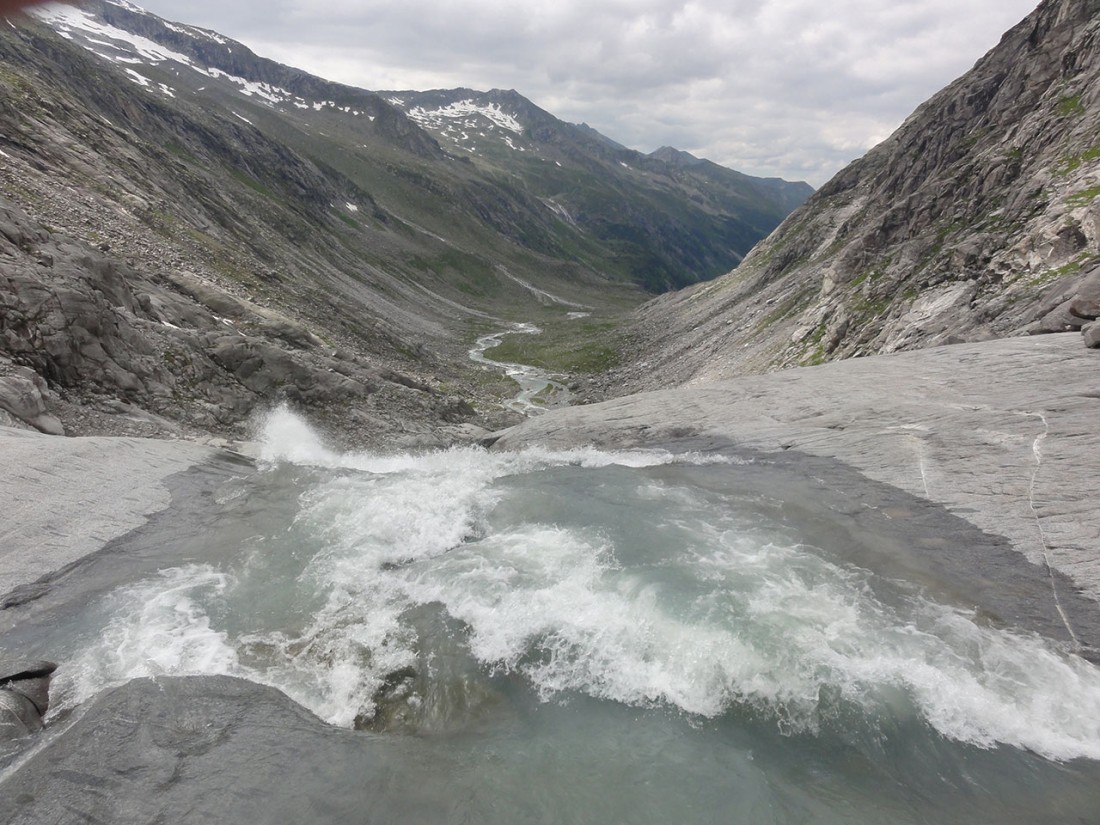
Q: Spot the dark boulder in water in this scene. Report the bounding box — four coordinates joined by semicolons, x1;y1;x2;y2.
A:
0;659;56;741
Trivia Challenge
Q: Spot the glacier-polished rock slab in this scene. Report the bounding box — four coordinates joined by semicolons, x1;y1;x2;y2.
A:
0;676;394;824
0;429;219;600
493;335;1100;636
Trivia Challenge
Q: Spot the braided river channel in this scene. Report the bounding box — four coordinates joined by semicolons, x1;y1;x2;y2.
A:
3;398;1100;820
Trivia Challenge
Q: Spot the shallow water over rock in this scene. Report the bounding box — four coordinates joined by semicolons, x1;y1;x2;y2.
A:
2;407;1099;823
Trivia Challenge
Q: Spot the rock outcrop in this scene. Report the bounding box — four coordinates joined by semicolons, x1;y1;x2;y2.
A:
0;196;438;442
0;660;56;741
620;0;1100;390
0;676;378;823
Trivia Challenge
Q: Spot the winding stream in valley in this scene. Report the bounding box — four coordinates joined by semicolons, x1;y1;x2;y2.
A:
469;323;571;415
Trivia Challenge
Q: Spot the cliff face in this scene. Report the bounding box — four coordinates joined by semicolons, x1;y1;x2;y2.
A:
622;0;1100;389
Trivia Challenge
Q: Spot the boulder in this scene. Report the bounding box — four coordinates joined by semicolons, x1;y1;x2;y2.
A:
1084;321;1100;348
0;660;57;741
1068;267;1100;321
1030;296;1090;334
1070;297;1100;321
0;364;64;435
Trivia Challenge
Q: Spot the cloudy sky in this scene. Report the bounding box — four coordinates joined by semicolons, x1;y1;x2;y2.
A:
130;0;1039;186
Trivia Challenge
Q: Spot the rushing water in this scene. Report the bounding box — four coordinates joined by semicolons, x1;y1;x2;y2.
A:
4;406;1100;822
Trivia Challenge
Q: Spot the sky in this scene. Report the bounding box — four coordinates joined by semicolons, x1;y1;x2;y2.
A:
129;0;1040;187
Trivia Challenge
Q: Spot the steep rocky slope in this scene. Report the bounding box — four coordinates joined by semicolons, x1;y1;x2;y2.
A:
620;0;1100;389
0;2;811;442
387;88;812;289
0;20;486;446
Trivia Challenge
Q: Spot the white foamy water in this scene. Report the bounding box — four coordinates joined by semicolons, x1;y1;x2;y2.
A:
61;566;243;708
53;407;1100;765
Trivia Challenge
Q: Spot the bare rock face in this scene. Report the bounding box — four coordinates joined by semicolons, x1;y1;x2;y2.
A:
0;196;428;443
622;0;1100;390
0;361;64;435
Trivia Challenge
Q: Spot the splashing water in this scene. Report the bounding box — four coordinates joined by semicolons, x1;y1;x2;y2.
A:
18;406;1100;823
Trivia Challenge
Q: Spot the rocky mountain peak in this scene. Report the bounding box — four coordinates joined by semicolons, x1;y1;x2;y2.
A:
620;0;1100;389
649;146;705;168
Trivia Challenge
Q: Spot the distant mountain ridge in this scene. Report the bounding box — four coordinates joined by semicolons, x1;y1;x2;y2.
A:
36;1;812;290
382;86;814;289
0;0;810;442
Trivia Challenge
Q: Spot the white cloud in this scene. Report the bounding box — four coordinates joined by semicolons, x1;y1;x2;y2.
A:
131;0;1040;186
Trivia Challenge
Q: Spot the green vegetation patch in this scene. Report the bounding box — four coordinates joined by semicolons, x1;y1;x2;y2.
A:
226;166;276;199
801;321;829;366
427;249;500;298
1056;95;1085;117
1066;185;1100;207
1028;253;1098;287
850;264;888;289
482;320;622;375
333;208;360;229
1056;146;1100;177
164;142;197;164
852;292;892;319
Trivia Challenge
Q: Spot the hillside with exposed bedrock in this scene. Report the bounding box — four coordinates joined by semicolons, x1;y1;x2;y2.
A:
612;0;1100;392
0;0;810;446
384;88;812;291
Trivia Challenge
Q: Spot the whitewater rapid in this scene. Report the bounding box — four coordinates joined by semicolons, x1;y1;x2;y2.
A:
47;406;1100;764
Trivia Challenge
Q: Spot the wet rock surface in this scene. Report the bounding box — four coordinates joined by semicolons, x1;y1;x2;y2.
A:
0;676;391;824
495;336;1100;638
0;425;219;599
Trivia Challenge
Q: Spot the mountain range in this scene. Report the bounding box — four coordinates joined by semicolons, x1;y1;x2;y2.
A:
0;0;1097;448
0;0;810;444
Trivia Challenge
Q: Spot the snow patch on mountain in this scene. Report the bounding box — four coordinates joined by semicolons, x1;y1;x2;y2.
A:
32;5;346;117
542;198;579;228
403;100;526;151
34;5;198;65
123;67;149;87
104;1;147;15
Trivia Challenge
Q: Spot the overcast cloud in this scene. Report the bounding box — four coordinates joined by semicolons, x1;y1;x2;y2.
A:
132;0;1039;186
